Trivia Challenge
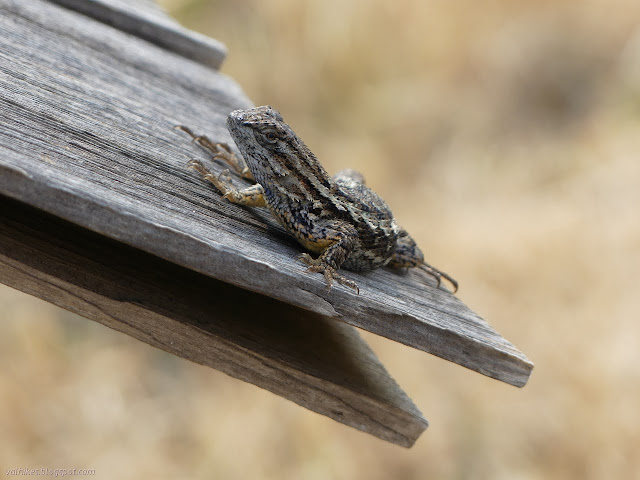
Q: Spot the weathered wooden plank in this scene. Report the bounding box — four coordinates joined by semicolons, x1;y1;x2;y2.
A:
48;0;227;68
0;0;533;386
0;195;427;447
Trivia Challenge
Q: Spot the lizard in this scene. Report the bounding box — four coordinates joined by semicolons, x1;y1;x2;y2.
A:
176;106;457;294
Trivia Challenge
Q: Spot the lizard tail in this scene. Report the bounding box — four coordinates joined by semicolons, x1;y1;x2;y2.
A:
419;262;459;293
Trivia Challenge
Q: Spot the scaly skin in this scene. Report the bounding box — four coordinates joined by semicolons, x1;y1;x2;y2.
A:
177;106;457;293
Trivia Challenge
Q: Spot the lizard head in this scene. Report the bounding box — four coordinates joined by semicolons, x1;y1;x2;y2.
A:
227;106;291;161
228;105;284;126
226;106;299;178
226;106;331;187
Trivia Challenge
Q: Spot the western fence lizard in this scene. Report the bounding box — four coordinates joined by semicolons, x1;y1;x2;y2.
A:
177;106;457;294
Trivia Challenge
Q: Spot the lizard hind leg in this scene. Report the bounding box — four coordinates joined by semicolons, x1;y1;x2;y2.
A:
295;222;360;294
298;253;360;294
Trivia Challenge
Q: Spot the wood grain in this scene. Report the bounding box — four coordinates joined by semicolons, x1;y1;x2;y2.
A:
0;0;533;388
0;195;427;447
48;0;227;68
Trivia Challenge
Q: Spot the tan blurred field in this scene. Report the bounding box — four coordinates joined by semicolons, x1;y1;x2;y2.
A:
2;0;639;478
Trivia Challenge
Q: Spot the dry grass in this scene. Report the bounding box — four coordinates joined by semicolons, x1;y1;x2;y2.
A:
2;0;639;478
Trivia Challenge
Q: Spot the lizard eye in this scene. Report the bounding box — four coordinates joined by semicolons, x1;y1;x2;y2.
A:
255;129;280;148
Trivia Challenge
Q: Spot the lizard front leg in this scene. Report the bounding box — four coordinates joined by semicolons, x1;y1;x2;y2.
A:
188;160;266;207
176;125;255;181
295;221;360;293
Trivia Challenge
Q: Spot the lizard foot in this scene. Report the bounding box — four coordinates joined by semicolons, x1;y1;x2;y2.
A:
176;125;254;181
297;253;359;294
188;160;232;195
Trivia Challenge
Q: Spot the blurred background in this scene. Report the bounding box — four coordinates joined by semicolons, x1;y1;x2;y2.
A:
2;0;639;478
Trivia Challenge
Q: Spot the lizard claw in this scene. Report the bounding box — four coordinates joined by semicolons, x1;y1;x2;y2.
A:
295;253;312;263
296;253;359;294
187;159;208;175
174;125;195;136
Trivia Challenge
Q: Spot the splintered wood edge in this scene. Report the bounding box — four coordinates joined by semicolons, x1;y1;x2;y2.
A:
0;196;428;448
48;0;227;68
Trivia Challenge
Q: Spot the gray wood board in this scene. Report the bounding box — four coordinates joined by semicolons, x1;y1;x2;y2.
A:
0;195;427;447
48;0;227;68
0;0;533;387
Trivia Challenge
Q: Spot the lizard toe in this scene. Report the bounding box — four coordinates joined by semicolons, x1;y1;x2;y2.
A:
297;254;359;294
